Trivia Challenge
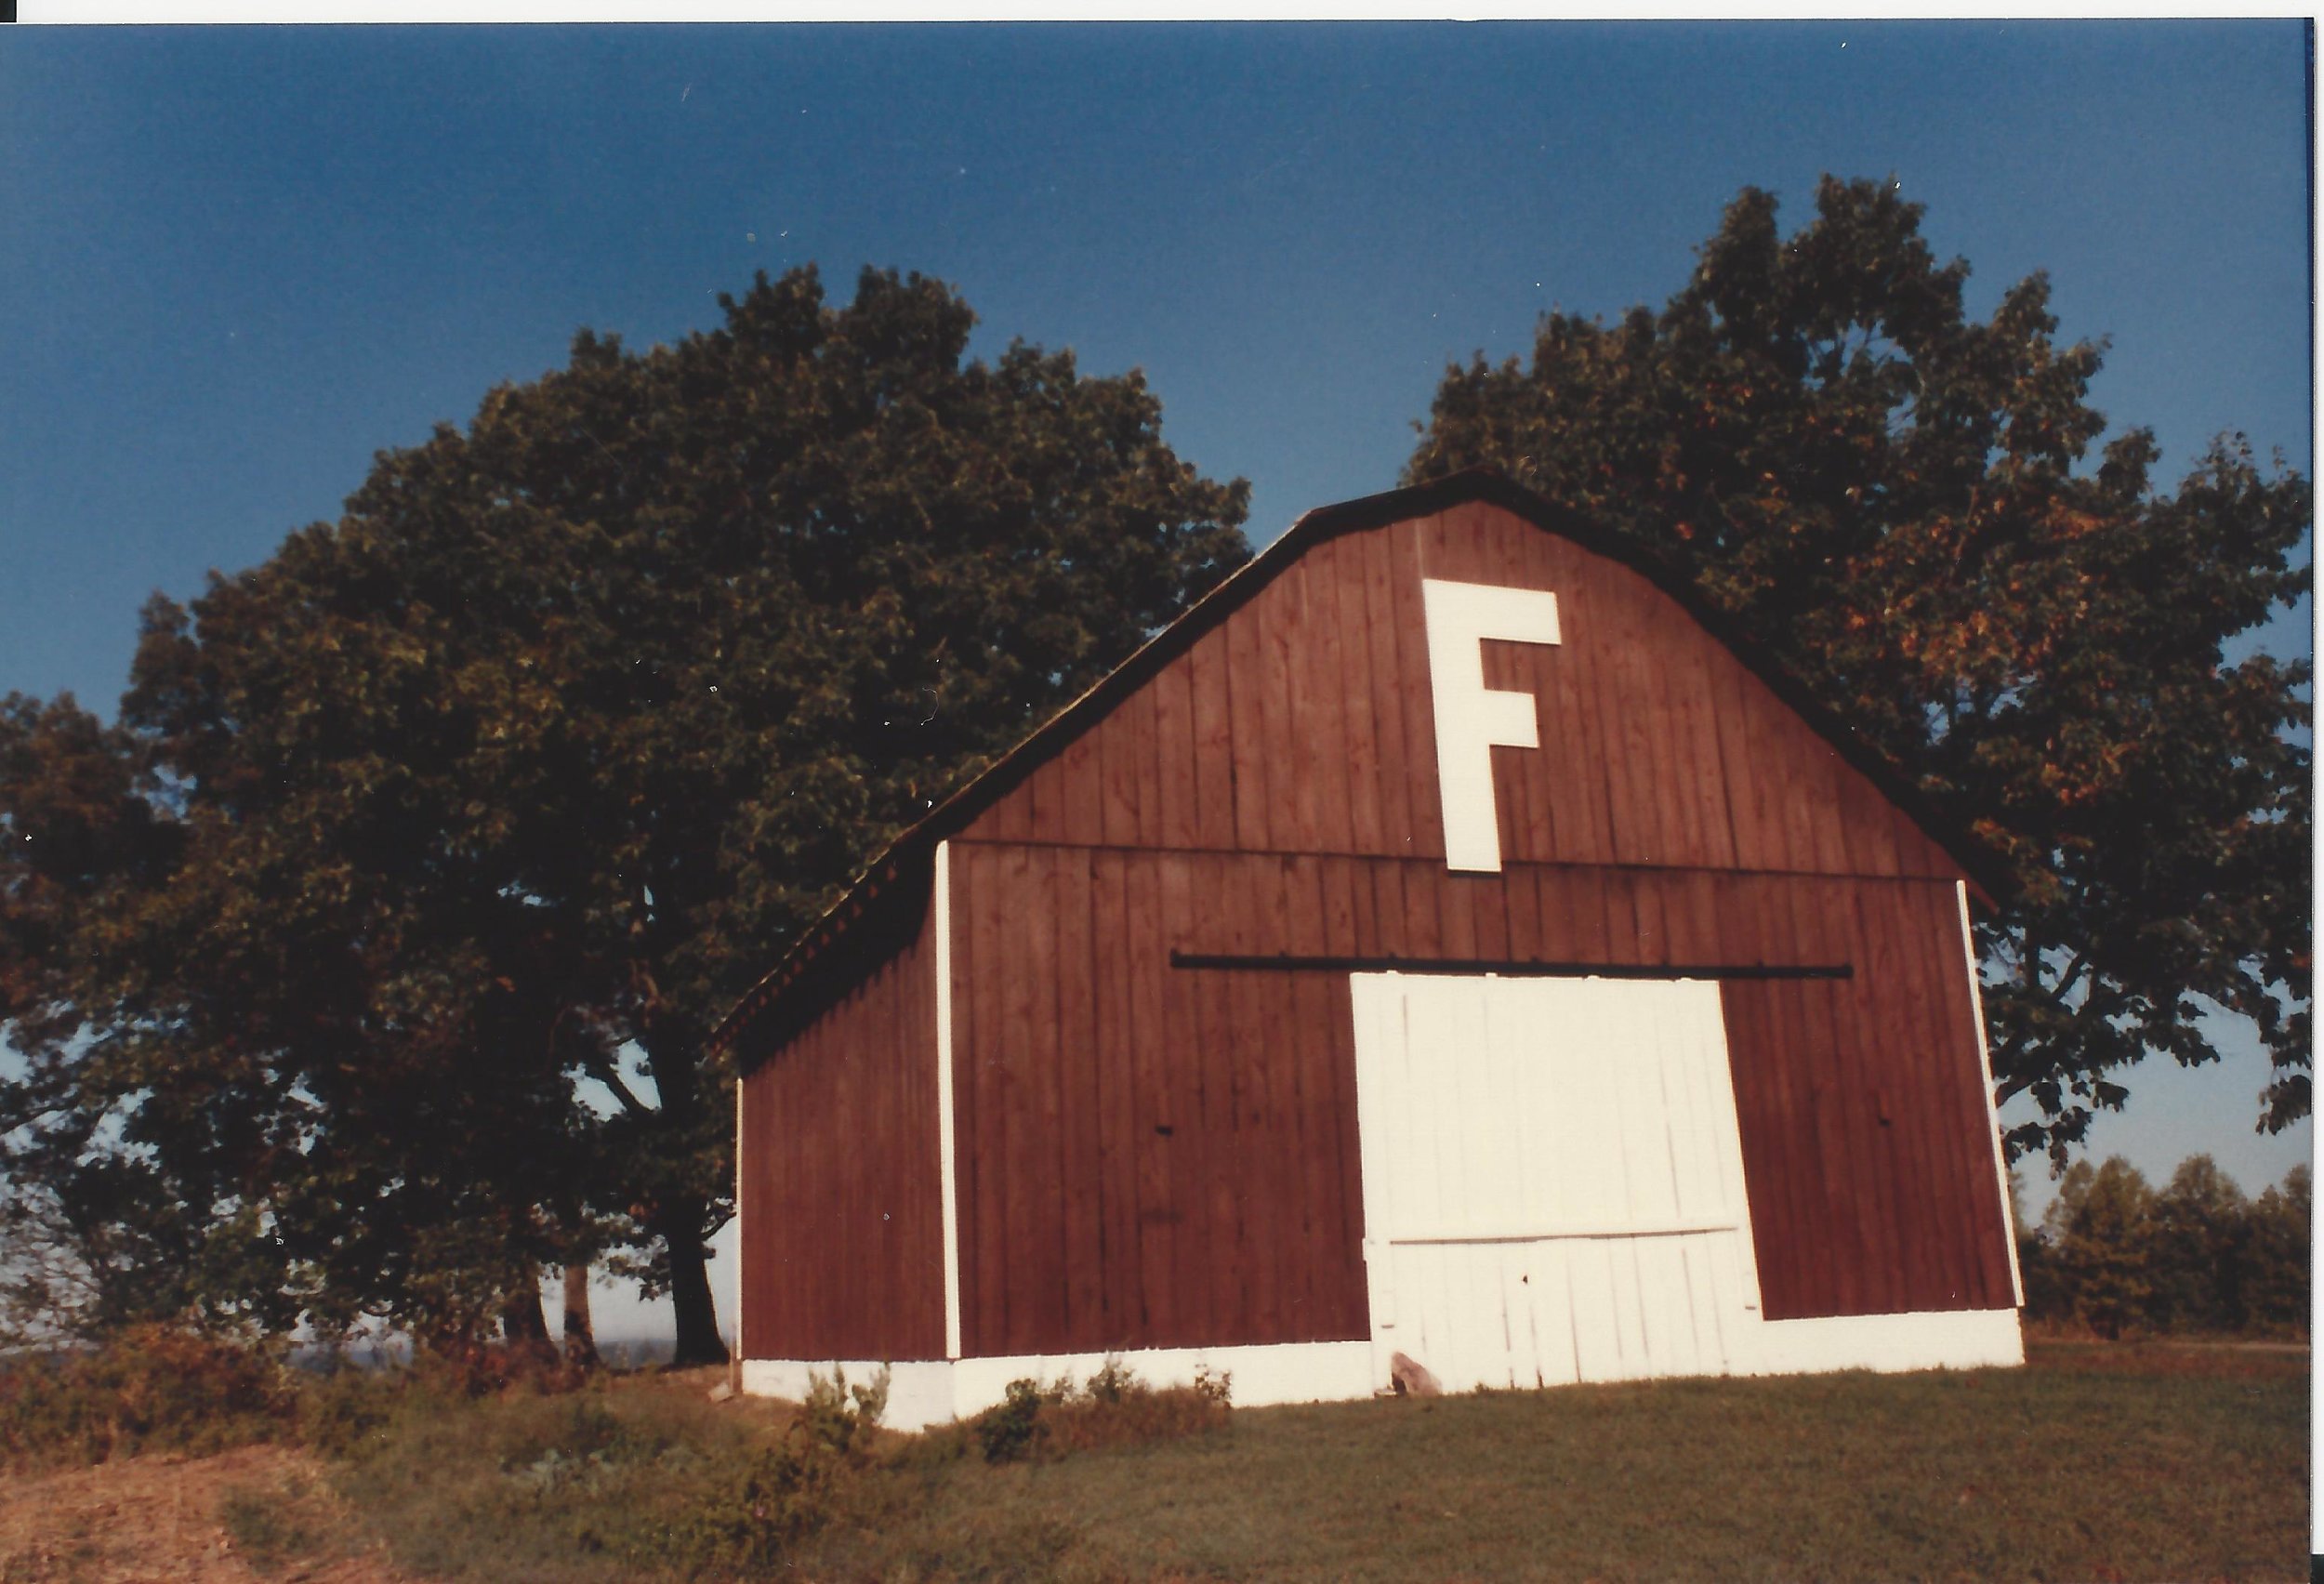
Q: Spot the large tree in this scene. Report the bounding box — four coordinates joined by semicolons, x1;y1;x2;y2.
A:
1409;177;2309;1166
0;265;1249;1359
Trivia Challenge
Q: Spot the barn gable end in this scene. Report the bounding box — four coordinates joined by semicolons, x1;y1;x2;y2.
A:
957;496;1970;882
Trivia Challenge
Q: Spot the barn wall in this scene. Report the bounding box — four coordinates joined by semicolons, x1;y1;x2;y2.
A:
738;894;945;1362
957;500;1961;881
947;840;1369;1359
947;844;2014;1359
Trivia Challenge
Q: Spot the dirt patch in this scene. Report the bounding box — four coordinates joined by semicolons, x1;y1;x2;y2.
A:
0;1445;405;1584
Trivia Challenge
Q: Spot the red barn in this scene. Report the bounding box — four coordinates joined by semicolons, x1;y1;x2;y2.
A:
712;470;2024;1429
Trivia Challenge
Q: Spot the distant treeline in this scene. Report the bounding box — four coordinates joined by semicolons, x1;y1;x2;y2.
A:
2014;1155;2309;1340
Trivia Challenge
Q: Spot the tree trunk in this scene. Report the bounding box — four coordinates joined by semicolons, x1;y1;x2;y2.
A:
561;1263;601;1369
499;1274;553;1361
634;1023;730;1369
663;1206;729;1366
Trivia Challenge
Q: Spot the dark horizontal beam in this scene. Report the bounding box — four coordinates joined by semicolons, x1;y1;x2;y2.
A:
1167;951;1853;982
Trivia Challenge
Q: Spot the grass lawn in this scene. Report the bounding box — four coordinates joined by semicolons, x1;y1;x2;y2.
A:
322;1340;2303;1582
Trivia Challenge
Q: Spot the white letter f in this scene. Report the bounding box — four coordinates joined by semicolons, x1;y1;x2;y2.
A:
1421;577;1562;873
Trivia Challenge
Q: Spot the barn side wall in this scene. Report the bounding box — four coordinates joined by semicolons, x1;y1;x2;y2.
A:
946;845;2015;1360
738;893;945;1363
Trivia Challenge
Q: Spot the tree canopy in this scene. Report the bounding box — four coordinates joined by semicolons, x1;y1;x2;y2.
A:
1408;176;2311;1165
0;265;1249;1356
2016;1154;2309;1338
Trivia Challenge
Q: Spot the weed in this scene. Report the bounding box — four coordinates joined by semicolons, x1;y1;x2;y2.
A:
1085;1353;1138;1404
219;1482;325;1575
798;1363;889;1457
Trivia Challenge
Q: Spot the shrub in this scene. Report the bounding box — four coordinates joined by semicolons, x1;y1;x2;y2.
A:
971;1361;1232;1465
646;1366;892;1573
973;1377;1056;1465
0;1325;297;1466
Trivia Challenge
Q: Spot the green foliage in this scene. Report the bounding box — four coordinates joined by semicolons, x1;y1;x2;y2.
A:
2240;1164;2310;1332
2041;1156;2158;1339
1409;176;2310;1161
0;264;1248;1353
972;1376;1056;1464
2147;1155;2251;1331
2024;1153;2308;1338
797;1364;890;1459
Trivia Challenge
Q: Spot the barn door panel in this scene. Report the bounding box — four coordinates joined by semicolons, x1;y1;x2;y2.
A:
1351;972;1762;1393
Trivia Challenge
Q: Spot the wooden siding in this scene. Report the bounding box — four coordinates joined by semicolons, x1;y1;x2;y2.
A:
957;501;1962;881
742;490;2013;1368
738;893;945;1362
1719;879;2015;1320
948;841;1369;1358
948;846;2014;1359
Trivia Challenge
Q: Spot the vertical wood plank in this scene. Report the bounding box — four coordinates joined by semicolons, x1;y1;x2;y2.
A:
1356;525;1419;855
1188;620;1239;850
1388;515;1447;861
1323;535;1387;855
1089;851;1142;1341
1299;543;1358;853
1152;854;1207;1341
1261;566;1314;852
1059;727;1106;850
1096;688;1144;850
1223;601;1274;852
1151;653;1202;850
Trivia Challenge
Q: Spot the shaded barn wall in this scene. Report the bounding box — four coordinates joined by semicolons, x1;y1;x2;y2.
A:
944;501;2013;1357
738;892;945;1362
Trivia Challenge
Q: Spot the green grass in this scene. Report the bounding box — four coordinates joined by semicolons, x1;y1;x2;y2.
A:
321;1342;2305;1582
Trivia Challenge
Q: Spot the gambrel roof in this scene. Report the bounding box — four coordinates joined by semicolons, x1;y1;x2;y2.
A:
710;468;2009;1067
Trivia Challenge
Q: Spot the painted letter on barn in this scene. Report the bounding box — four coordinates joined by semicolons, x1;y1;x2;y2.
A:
1421;578;1562;872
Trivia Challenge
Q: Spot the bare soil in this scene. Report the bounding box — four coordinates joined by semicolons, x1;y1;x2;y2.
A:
0;1445;405;1584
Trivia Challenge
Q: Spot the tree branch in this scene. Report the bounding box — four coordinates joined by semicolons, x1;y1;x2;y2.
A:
579;1049;654;1118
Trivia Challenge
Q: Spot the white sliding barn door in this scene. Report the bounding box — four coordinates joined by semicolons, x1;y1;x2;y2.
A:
1350;972;1764;1393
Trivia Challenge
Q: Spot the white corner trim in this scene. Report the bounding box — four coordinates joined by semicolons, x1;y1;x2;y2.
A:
934;840;963;1360
733;1037;746;1358
1958;879;2025;1308
743;1340;1375;1433
1420;577;1562;872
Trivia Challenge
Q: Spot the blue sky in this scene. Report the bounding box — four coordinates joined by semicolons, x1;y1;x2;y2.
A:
0;20;2310;1338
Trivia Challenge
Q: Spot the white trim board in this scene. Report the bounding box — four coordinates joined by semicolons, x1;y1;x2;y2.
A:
1738;1307;2024;1376
740;1308;2023;1433
744;1340;1375;1433
1958;879;2026;1309
934;839;963;1358
733;1029;746;1361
